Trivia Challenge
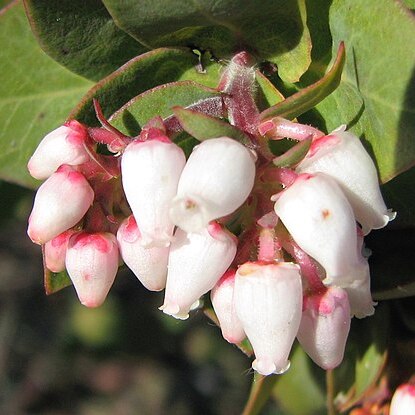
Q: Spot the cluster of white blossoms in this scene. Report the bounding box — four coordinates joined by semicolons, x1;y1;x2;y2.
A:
27;104;394;376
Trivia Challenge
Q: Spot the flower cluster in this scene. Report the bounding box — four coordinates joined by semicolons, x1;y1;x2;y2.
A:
27;55;395;377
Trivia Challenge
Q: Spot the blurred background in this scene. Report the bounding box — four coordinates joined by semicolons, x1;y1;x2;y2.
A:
0;180;257;415
1;179;414;415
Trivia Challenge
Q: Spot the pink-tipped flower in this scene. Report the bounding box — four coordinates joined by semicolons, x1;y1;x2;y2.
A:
211;270;245;344
66;231;119;308
44;229;76;272
343;262;376;318
117;215;169;291
27;165;94;245
28;121;90;180
160;222;237;320
121;137;186;247
297;287;351;369
234;261;302;376
274;173;366;287
296;127;395;234
390;384;415;415
169;137;256;233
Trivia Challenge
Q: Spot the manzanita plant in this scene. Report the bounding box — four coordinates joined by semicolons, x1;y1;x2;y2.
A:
1;0;415;414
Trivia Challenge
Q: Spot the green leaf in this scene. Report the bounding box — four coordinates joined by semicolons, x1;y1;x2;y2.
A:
0;2;93;189
272;138;312;168
102;0;311;82
109;81;221;136
71;48;222;127
403;0;415;11
173;106;252;145
255;70;285;110
273;345;326;415
259;42;345;121
23;0;146;81
310;0;415;183
333;303;389;412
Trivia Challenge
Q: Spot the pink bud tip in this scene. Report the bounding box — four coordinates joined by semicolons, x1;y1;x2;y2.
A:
390;383;415;415
28;123;89;180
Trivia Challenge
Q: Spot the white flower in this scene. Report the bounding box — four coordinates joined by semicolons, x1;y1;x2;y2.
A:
343;262;376;318
117;215;169;291
211;270;245;344
296;128;395;234
27;165;94;245
390;384;415;415
121;137;186;247
274;173;366;286
169;137;256;233
234;261;302;376
44;229;75;273
66;231;119;308
28;121;90;180
160;222;237;320
297;287;351;369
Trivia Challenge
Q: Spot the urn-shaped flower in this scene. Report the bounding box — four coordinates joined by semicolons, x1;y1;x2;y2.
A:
66;232;119;308
390;384;415;415
44;229;76;273
117;215;169;291
211;269;245;344
160;222;237;320
297;287;351;369
27;165;94;245
28;121;90;180
169;137;256;233
121;136;186;247
274;173;366;286
296;128;395;234
234;261;302;376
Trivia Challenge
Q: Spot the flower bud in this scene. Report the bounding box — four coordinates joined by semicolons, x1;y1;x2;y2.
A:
274;173;365;286
117;215;169;291
66;231;119;307
28;120;90;180
169;137;256;233
121;137;186;247
297;287;351;369
296;128;395;234
234;261;302;376
211;270;245;344
390;383;415;415
27;165;94;245
160;222;237;320
44;229;76;272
